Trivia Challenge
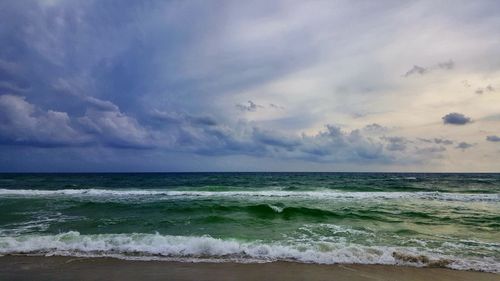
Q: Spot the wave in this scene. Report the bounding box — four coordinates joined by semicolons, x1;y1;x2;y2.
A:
0;232;497;272
248;204;334;217
240;205;404;222
0;189;497;202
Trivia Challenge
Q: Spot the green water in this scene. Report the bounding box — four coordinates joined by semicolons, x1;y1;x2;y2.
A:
0;173;498;271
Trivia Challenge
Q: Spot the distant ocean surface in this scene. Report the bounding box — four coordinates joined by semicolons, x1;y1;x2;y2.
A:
0;173;498;272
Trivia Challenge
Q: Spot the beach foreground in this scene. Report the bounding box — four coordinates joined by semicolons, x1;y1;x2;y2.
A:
0;256;498;281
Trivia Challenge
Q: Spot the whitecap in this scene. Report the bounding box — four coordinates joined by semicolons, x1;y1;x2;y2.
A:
0;189;497;203
0;232;497;273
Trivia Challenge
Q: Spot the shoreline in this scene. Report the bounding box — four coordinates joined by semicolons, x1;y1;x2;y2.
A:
0;256;498;281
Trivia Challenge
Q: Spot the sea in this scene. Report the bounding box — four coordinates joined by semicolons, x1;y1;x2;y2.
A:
0;173;498;272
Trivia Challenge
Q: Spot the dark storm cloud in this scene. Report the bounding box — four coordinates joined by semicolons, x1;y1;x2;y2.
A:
486;135;500;142
78;107;154;149
151;110;218;127
251;125;443;163
383;136;408;151
1;0;496;172
0;93;449;165
0;60;31;93
417;146;446;154
287;125;387;162
0;95;87;147
475;85;495;95
418;138;454;145
403;65;427;77
442;113;472;125
362;123;389;134
0;93;451;166
172;123;440;164
455;142;474;150
189;116;218;127
434;138;453;145
437;60;455;70
0;94;154;149
403;60;454;77
269;103;285;110
236;100;264;112
0;1;225;151
252;128;301;149
52;78;120;112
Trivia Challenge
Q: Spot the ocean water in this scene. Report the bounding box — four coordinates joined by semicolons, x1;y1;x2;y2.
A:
0;173;498;272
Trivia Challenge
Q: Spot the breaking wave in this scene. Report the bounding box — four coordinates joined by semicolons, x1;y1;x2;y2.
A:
0;232;497;272
0;189;497;202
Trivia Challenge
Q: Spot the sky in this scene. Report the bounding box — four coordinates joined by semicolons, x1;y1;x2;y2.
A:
0;0;500;172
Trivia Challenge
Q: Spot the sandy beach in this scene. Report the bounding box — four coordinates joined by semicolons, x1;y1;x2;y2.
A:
0;256;498;281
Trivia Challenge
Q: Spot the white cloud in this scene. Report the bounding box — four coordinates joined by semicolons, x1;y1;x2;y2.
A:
78;107;153;149
0;94;86;146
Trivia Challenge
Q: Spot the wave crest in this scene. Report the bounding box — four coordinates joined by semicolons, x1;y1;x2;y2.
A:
0;189;496;202
0;232;497;272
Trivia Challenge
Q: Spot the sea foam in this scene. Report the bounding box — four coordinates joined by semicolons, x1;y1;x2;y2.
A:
0;189;497;202
0;231;497;272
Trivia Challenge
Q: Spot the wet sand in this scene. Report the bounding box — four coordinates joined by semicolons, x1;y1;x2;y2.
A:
0;256;498;281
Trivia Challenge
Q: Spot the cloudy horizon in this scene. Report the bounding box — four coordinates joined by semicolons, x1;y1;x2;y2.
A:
1;0;500;172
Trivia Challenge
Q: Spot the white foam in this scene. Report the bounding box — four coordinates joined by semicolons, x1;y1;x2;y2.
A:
298;224;375;237
268;204;284;213
0;232;497;272
0;189;497;202
0;212;81;236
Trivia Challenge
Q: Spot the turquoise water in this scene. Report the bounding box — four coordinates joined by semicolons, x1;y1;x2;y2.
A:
0;173;498;272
